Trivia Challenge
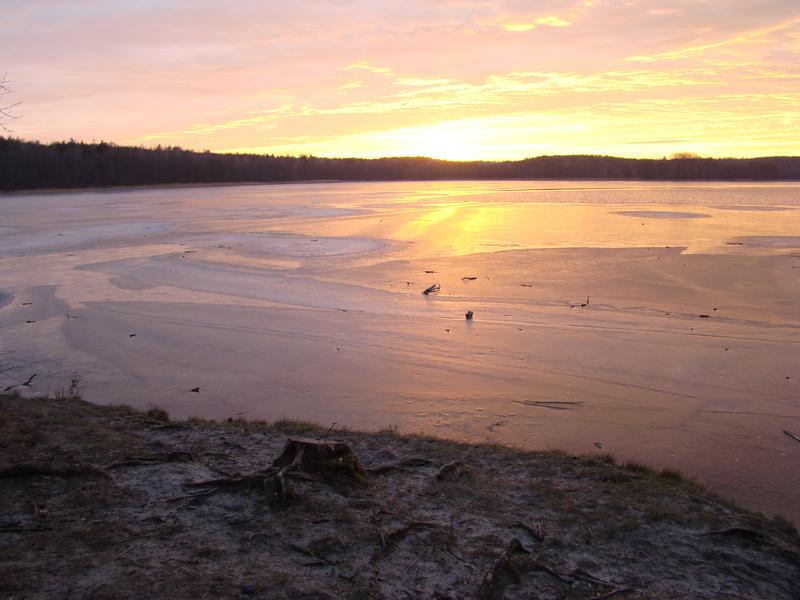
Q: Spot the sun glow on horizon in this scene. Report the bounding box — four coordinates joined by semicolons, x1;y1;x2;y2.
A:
220;103;796;161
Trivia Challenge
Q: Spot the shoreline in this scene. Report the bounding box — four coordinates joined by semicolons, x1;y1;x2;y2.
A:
2;177;800;197
1;392;799;598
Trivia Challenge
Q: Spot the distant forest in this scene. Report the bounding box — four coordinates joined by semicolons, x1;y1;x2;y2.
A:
1;137;800;191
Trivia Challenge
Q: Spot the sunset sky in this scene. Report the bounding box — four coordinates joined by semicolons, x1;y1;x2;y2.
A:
3;1;799;160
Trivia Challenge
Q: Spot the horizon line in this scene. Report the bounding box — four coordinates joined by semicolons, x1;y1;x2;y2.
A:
4;136;800;163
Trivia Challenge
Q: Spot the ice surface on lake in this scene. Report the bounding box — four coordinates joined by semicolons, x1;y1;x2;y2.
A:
1;180;799;520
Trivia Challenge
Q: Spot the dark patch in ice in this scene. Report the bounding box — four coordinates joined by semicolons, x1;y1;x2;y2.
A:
714;205;793;212
0;291;13;310
614;210;710;219
109;277;161;290
728;236;800;248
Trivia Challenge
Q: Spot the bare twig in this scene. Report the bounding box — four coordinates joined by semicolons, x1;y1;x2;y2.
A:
0;74;20;132
702;527;765;541
288;543;336;565
163;488;220;503
368;457;433;475
3;373;37;391
592;589;633;599
0;463;110;479
0;525;54;533
105;451;194;469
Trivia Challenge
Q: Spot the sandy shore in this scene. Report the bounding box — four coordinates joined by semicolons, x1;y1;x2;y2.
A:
0;180;798;523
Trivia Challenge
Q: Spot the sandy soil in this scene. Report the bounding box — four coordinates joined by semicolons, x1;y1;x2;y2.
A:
1;392;799;599
0;180;799;524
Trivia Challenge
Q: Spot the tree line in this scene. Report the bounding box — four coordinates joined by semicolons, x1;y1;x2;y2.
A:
1;137;799;191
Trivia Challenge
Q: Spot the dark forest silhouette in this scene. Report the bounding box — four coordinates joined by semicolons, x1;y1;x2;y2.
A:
1;137;799;191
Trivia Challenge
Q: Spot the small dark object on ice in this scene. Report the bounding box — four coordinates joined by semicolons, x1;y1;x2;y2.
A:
190;387;200;393
784;430;800;443
462;276;477;281
425;270;436;274
423;283;440;295
25;320;35;324
465;310;474;320
65;313;79;319
699;314;710;318
569;297;590;308
21;302;32;306
129;333;136;338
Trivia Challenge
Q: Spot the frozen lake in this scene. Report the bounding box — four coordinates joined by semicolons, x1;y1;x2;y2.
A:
1;180;799;520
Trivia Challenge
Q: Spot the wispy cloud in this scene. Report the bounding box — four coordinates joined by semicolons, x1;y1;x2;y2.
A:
627;15;800;62
345;60;392;75
503;16;571;32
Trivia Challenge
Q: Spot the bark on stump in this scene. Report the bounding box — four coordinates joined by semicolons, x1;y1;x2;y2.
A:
272;437;371;487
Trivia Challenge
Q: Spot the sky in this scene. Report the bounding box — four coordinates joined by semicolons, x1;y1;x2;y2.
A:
1;0;799;160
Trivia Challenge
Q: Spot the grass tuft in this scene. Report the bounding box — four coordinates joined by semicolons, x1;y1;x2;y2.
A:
659;468;687;482
144;406;170;422
53;374;82;400
271;418;323;434
623;461;650;474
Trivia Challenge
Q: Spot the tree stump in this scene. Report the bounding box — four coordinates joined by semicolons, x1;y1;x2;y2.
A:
272;437;370;487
